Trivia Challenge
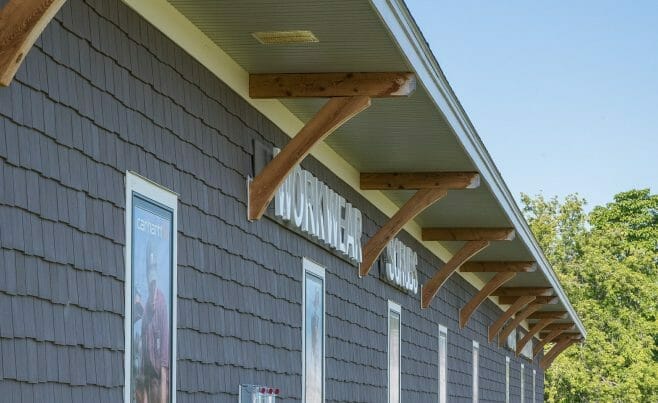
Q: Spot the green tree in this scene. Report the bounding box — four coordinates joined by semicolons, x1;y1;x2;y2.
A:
522;190;658;402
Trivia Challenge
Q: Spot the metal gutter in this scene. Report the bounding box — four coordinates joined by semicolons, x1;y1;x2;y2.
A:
370;0;586;338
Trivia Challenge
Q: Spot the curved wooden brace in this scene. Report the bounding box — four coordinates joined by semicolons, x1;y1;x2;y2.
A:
459;272;516;328
0;0;66;86
359;188;447;276
498;303;543;347
248;96;371;220
540;338;580;369
533;326;574;357
515;317;556;356
421;240;490;309
488;296;535;342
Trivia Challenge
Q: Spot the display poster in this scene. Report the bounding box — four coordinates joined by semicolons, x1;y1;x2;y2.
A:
130;194;174;403
305;273;324;403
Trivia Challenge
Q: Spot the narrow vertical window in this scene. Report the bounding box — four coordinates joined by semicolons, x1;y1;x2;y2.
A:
124;172;178;403
520;363;525;402
388;301;401;403
505;356;510;403
532;369;536;403
438;325;448;403
303;258;325;403
472;341;479;402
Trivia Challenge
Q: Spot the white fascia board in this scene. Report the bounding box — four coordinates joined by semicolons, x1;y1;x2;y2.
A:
369;0;586;338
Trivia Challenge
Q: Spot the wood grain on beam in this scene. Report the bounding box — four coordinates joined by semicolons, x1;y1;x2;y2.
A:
359;188;447;277
248;96;370;220
492;287;554;297
459;272;516;328
498;303;543;347
360;172;480;190
516;318;556;356
528;311;568;320
541;338;580;369
498;295;559;305
534;327;574;357
460;261;537;273
542;323;576;332
0;0;66;86
421;240;490;309
422;228;515;241
250;72;416;98
488;296;536;342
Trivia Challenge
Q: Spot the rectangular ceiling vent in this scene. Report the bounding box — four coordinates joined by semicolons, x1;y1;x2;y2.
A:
252;30;319;45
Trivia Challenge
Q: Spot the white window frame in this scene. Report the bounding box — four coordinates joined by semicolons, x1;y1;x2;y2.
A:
521;363;525;402
302;258;326;403
532;369;536;403
123;172;179;403
438;325;448;403
505;356;510;403
388;301;402;403
472;341;479;403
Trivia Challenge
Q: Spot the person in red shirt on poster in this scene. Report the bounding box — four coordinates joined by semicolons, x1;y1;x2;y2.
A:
135;241;170;403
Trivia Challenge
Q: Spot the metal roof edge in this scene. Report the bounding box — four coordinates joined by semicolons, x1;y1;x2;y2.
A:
369;0;586;338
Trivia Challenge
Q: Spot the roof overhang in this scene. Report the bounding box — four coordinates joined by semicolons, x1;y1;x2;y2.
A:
121;0;585;340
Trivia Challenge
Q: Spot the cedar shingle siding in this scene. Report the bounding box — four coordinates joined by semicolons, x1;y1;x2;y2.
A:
0;0;544;401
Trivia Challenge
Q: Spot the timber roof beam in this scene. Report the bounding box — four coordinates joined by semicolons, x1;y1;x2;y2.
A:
247;72;417;221
459;272;516;328
0;0;66;86
422;228;516;241
358;172;481;277
489;296;535;342
459;261;537;273
249;72;416;98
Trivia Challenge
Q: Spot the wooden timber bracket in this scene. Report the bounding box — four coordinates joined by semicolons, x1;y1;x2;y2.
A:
533;323;575;357
247;72;416;221
420;228;516;309
0;0;66;86
540;335;582;369
358;172;481;277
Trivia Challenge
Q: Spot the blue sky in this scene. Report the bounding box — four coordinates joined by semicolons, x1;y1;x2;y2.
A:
406;0;657;209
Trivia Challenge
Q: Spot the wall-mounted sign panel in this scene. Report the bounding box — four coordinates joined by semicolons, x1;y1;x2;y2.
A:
274;150;363;264
383;238;418;294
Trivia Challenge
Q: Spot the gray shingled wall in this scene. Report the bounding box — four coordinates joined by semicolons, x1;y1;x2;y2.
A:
0;0;545;401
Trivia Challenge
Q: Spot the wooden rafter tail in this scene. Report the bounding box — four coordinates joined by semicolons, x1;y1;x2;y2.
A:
0;0;66;86
459;261;537;273
360;172;480;190
540;338;581;369
488;296;535;342
533;326;575;357
421;240;490;309
248;95;371;220
541;323;576;332
498;295;559;305
359;188;447;277
527;311;568;320
515;318;556;356
497;303;543;347
459;272;516;328
422;227;516;241
358;171;482;277
492;287;554;297
250;72;416;98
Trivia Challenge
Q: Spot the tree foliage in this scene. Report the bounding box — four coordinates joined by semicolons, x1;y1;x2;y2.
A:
521;189;658;402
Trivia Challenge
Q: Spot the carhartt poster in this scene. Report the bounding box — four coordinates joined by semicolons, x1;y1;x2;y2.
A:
130;195;174;403
305;273;324;402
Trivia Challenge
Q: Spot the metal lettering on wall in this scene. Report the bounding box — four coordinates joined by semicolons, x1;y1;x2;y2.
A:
384;238;418;294
274;152;363;264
